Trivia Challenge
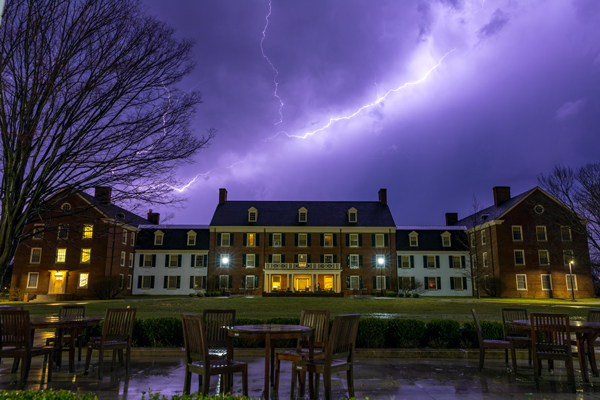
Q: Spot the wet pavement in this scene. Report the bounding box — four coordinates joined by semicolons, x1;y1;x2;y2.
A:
3;354;600;399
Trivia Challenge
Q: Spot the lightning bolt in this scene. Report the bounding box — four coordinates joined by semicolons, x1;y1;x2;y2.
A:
267;48;456;140
167;157;248;193
260;0;284;125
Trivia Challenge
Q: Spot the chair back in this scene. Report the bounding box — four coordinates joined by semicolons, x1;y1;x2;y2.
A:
0;310;30;349
202;309;235;348
471;309;485;348
588;309;600;323
101;308;136;344
324;314;360;363
59;305;86;318
182;314;209;365
502;307;528;337
530;312;572;355
299;310;330;350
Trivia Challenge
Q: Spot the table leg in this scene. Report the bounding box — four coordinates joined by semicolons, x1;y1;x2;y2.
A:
68;328;82;373
265;333;271;400
56;328;64;369
587;333;599;377
271;342;276;387
308;333;314;399
577;333;590;383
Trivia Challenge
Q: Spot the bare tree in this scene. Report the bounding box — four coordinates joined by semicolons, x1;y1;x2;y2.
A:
0;0;215;274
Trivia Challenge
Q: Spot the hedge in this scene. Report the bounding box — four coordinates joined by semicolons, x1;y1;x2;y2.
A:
0;391;259;400
80;316;504;350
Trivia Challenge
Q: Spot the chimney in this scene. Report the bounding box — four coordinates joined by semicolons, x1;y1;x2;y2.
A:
219;188;228;205
94;186;112;204
493;186;511;207
378;188;387;206
147;209;160;225
445;213;458;226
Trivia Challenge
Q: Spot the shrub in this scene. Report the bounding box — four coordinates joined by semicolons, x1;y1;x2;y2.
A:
423;319;462;348
188;293;195;297
462;320;504;348
386;318;425;348
385;291;397;297
412;293;419;298
196;292;204;297
142;317;184;347
356;318;388;348
397;292;404;298
0;390;98;399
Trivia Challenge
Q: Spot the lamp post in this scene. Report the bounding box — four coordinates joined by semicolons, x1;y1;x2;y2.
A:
221;257;229;294
569;260;576;302
378;257;385;297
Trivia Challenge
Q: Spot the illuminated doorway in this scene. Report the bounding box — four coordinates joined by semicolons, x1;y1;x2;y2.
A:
49;270;67;294
272;275;281;291
294;275;312;291
323;276;334;291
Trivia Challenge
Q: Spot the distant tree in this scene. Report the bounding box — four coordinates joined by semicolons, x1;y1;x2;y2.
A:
0;0;215;275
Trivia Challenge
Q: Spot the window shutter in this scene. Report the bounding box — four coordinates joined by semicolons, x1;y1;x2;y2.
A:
269;234;273;246
463;277;467;290
358;234;362;246
203;255;208;267
397;255;401;267
256;234;259;246
214;276;219;289
333;234;337;246
256;255;259;266
437;277;441;290
242;255;246;268
461;256;466;268
269;254;272;263
191;255;196;268
346;255;350;268
243;234;247;246
202;276;207;289
307;255;311;263
228;275;232;289
138;276;142;288
372;234;375;246
164;276;168;289
385;255;389;268
307;235;311;246
295;234;298;246
333;255;337;263
241;278;245;289
448;256;453;269
346;276;350;289
217;233;221;246
152;255;156;267
384;234;388;246
411;277;415;289
282;234;286;246
386;276;390;289
281;255;285;263
410;256;414;268
320;255;324;263
294;254;298;263
254;276;259;289
178;255;182;267
150;276;155;288
177;276;181;289
217;255;221;268
164;255;169;268
424;277;428;289
373;276;377;289
436;256;440;269
320;234;324;246
139;256;143;267
423;256;427;268
359;255;363;268
450;278;455;290
230;234;234;246
346;234;349;246
359;276;363;289
190;277;194;289
372;255;376;268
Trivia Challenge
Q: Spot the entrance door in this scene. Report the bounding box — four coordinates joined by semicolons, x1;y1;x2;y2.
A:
49;271;66;294
294;275;312;291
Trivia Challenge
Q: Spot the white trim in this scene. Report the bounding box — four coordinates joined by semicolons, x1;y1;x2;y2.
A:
453;276;464;291
61;203;71;212
129;253;133;268
566;274;578;291
298;207;308;223
272;233;282;247
516;274;527;290
512;226;523;242
400;255;411;269
141;275;153;289
166;275;178;290
33;224;44;240
246;254;256;268
187;230;197;246
154;230;164;246
540;274;552;291
441;231;451;247
538;250;550;266
536;226;547;242
348;207;357;224
221;233;231;247
143;254;153;267
514;249;525;266
119;274;124;289
27;272;39;289
130;232;135;246
58;224;68;239
481;230;486;246
563;250;574;267
127;275;132;289
78;272;89;289
120;251;126;267
349;234;359;248
409;231;419;247
56;248;67;264
483;252;488;268
247;233;257;247
349;254;359;269
248;207;258;223
324;233;333;247
375;234;385;248
122;230;127;245
298;233;308;247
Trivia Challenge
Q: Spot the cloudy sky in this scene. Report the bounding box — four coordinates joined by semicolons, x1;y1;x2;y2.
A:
144;0;600;225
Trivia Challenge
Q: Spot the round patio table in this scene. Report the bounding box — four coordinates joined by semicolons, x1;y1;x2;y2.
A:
511;319;600;382
30;316;103;373
227;324;314;400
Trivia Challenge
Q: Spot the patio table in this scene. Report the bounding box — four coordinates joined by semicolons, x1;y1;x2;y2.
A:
30;316;103;373
511;319;600;382
227;324;314;400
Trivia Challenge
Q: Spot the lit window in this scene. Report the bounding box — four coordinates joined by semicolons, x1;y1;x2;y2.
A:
83;224;93;239
481;230;486;246
427;256;436;268
81;249;91;264
536;226;547;241
298;254;307;267
428;277;438;290
120;251;126;267
130;232;135;246
33;224;44;239
247;233;256;247
122;230;127;245
541;274;551;291
401;255;410;269
483;252;488;268
30;248;42;264
563;250;574;266
27;272;39;288
514;250;525;266
410;233;418;247
324;234;333;247
561;227;572;241
349;255;359;268
566;274;577;291
349;234;359;247
78;273;89;289
375;234;385;248
272;233;282;247
58;224;68;239
56;248;67;263
298;234;307;247
539;250;549;266
221;233;230;247
246;254;255;268
516;274;527;290
512;226;523;241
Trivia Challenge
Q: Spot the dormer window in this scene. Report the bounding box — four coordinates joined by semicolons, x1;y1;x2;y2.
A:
298;207;308;223
154;230;164;246
441;232;451;247
248;207;258;223
187;230;197;246
347;208;357;223
409;231;418;247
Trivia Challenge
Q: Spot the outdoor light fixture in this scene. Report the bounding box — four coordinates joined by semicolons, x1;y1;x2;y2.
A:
222;257;229;266
569;260;575;302
378;257;385;297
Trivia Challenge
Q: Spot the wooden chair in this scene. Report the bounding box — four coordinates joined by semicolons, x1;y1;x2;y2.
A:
501;307;532;365
472;309;517;372
46;305;86;363
292;314;360;400
84;308;136;379
530;312;576;392
0;306;23;367
0;310;54;389
202;309;236;360
181;314;248;396
274;310;330;393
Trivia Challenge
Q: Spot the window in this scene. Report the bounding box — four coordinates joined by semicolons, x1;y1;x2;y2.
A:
483;252;488;268
187;231;196;246
324;234;333;247
127;275;132;289
219;275;229;289
400;276;415;290
246;254;255;268
120;251;126;267
194;254;205;268
427;277;438;290
410;233;419;247
541;274;552;291
83;224;93;239
375;234;385;248
350;276;360;290
539;250;549;266
130;232;135;246
27;272;39;288
453;277;464;291
167;276;178;289
349;255;359;269
248;207;258;223
143;254;153;267
33;224;44;239
349;234;359;247
514;250;525;266
472;256;477;269
401;255;410;269
154;231;164;246
481;230;486;246
566;274;578;291
484;274;489;290
534;204;545;215
221;233;231;247
141;276;152;289
119;274;124;290
168;254;179;268
81;249;91;264
375;276;386;290
247;233;256;247
272;254;281;263
324;254;333;264
298;234;307;247
245;275;255;289
58;224;68;239
298;208;307;223
122;230;127;245
563;250;574;266
375;256;386;268
512;226;523;241
470;233;475;247
129;253;133;268
536;226;547;241
298;254;307;267
78;272;89;289
56;248;66;263
348;209;357;223
442;235;451;247
273;233;282;247
452;256;462;269
561;226;572;241
516;274;527;290
220;254;230;267
61;203;71;212
427;256;436;269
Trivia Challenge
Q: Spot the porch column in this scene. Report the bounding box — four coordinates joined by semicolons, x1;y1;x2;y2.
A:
316;273;319;291
337;274;341;293
264;274;268;292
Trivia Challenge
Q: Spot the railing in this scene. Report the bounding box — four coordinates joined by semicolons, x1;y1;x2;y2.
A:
264;263;341;270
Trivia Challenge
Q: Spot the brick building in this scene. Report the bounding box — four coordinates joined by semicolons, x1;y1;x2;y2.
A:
10;187;148;301
208;188;396;295
452;186;593;298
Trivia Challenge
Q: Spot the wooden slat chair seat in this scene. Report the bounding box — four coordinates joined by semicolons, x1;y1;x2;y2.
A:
472;309;517;373
182;314;248;396
530;312;577;393
84;308;136;379
0;310;54;389
46;305;86;363
275;310;330;394
293;314;360;400
202;309;236;361
501;307;532;365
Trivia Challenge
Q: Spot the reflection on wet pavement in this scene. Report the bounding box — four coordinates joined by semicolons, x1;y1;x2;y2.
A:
3;356;600;399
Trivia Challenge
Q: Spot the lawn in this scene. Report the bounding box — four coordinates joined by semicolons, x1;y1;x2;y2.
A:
12;296;600;322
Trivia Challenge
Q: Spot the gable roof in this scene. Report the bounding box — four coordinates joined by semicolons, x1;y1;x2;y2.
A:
77;191;150;228
136;225;210;250
396;227;468;251
210;201;395;227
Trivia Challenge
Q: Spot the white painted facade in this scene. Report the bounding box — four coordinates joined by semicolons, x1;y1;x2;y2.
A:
397;252;471;296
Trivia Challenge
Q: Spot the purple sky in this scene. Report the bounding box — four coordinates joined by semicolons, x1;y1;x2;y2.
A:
143;0;600;226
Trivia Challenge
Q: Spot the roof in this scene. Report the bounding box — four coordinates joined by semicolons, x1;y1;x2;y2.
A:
136;226;210;250
397;225;467;231
210;201;396;227
77;191;150;228
396;228;468;252
138;224;208;230
454;188;537;229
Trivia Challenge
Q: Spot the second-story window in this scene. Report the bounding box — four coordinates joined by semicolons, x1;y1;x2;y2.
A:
33;224;44;239
272;233;282;247
539;250;549;266
349;234;359;247
298;234;307;247
563;250;574;266
349;254;359;268
58;224;68;239
120;251;126;267
298;254;307;267
483;252;488;268
470;233;475;247
324;234;333;247
324;254;333;263
83;224;93;239
122;230;127;245
81;249;91;264
514;250;525;266
130;232;135;246
375;234;385;248
221;233;231;247
561;226;572;241
30;248;42;264
56;248;66;263
481;230;486;246
246;254;255;268
426;256;436;268
536;226;547;241
512;226;523;241
247;233;256;247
